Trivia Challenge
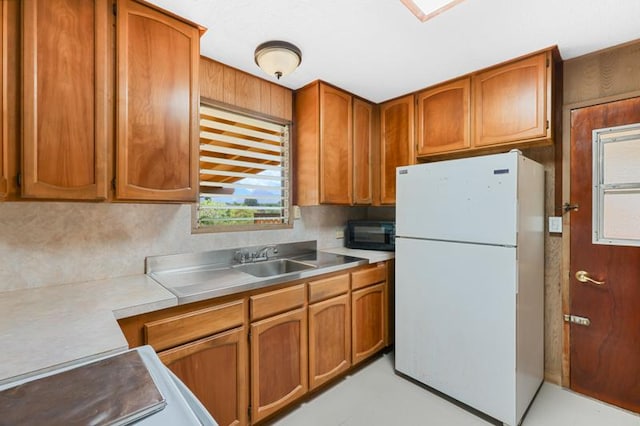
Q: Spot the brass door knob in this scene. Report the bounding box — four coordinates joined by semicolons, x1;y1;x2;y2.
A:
575;270;605;285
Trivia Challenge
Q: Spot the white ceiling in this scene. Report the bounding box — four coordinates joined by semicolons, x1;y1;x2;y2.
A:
147;0;640;103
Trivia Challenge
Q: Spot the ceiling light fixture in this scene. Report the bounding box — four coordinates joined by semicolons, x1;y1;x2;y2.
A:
401;0;465;22
254;41;302;80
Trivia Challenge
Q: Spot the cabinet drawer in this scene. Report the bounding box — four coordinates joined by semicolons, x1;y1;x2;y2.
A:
145;299;245;351
251;284;306;321
309;273;350;304
351;262;387;290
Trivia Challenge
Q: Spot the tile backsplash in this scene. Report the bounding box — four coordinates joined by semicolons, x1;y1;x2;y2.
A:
0;203;365;292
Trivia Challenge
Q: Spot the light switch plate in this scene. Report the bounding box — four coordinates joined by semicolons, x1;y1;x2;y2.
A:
549;216;562;233
293;205;301;220
336;228;344;239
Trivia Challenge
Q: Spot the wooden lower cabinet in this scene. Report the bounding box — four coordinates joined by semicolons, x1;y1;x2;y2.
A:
352;282;386;365
250;306;308;423
308;293;351;390
159;327;248;426
118;262;392;425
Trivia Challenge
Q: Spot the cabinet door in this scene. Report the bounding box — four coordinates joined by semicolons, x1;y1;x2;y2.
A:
251;306;307;423
308;293;351;390
116;0;200;201
319;83;352;204
352;282;386;365
353;98;373;204
380;95;414;205
417;78;470;156
473;52;548;147
0;0;6;199
159;327;248;426
21;0;109;199
294;83;321;206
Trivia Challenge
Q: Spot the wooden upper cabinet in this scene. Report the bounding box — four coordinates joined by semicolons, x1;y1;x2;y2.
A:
319;83;353;204
21;0;109;200
473;52;549;147
295;81;353;206
417;77;471;156
353;99;374;204
0;1;6;199
379;94;414;205
116;0;200;201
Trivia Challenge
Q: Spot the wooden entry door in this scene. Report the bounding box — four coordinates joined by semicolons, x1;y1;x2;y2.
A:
569;97;640;413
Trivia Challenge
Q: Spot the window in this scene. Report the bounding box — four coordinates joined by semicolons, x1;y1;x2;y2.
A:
195;104;291;231
593;123;640;246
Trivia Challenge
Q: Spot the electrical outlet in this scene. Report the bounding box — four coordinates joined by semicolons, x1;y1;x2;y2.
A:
335;228;344;239
548;216;562;233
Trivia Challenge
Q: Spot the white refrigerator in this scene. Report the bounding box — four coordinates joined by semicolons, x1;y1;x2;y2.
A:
394;151;544;426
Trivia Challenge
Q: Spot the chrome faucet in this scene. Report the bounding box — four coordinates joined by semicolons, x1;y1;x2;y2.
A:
254;245;278;262
234;245;279;264
234;249;252;264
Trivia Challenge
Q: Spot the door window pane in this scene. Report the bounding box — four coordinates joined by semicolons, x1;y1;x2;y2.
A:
603;191;640;240
593;123;640;246
603;138;640;184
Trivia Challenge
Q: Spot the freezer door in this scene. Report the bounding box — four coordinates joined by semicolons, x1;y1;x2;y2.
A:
396;152;519;246
395;237;518;425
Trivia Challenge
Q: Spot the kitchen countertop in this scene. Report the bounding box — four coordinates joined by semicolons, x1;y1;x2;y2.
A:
322;247;395;263
0;275;176;385
0;248;394;385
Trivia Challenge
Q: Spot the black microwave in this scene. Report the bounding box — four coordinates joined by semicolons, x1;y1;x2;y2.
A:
346;220;396;251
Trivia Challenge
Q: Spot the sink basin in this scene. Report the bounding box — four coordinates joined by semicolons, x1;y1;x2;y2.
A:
233;259;316;277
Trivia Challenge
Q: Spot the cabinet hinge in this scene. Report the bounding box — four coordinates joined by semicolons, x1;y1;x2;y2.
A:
546;57;550;67
546;120;550;129
111;178;116;190
16;172;21;188
112;2;117;16
248;406;252;421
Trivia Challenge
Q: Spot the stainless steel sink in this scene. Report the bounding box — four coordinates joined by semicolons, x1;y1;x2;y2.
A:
233;259;316;277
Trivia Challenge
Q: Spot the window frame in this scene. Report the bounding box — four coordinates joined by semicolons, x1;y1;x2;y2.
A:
192;99;293;234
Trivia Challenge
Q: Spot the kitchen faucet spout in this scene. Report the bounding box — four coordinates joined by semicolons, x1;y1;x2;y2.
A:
254;245;278;262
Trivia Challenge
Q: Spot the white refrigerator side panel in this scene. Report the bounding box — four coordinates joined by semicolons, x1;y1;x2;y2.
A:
396;152;519;246
515;156;545;421
395;238;517;424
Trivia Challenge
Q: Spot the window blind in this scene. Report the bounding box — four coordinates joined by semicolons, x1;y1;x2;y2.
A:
198;105;290;227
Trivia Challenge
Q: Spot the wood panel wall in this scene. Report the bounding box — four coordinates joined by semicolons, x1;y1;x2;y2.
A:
551;39;640;386
199;56;292;122
564;41;640;105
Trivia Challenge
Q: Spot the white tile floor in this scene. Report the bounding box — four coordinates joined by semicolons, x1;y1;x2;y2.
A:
267;352;640;426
